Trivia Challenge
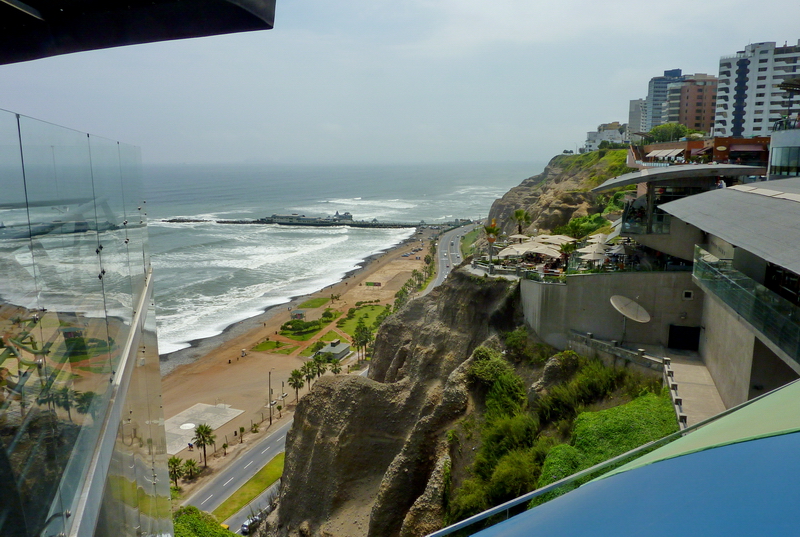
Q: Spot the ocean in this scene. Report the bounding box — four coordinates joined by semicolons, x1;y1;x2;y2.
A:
142;161;544;361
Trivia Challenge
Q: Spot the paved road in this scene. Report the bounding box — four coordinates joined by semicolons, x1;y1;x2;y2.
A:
184;420;292;515
186;366;371;533
423;224;476;294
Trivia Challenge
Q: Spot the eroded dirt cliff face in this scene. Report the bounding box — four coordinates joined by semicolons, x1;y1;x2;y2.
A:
487;151;630;236
269;272;519;537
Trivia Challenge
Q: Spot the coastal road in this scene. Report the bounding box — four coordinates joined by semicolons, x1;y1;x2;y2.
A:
184;421;292;515
186;365;371;532
424;224;476;293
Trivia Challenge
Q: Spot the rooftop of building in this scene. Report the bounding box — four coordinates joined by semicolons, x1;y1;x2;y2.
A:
0;0;276;65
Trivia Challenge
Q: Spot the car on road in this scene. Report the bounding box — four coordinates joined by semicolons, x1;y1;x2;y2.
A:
241;515;260;534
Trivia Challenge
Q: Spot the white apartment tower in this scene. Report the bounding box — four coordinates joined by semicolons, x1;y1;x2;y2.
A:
715;40;800;137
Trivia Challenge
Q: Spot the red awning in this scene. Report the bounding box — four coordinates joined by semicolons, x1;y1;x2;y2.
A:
691;146;712;155
730;144;766;152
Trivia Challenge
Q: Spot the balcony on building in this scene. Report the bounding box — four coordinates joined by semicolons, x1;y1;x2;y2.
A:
693;245;800;365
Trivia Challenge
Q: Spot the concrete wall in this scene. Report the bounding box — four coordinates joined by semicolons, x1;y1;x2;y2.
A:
521;279;569;348
522;271;703;350
632;219;705;261
699;295;754;407
749;338;800;400
706;235;734;260
733;246;768;284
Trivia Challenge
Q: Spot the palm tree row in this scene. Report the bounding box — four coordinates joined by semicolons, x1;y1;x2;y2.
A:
168;456;201;488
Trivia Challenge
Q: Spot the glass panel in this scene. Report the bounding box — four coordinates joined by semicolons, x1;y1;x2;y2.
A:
694;245;800;363
119;143;147;295
89;134;132;377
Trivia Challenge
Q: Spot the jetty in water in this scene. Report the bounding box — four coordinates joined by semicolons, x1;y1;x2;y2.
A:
161;211;462;229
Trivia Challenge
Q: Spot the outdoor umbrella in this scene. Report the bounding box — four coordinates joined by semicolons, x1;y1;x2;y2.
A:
508;234;530;242
525;244;562;258
587;233;609;244
577;243;608;254
607;244;634;255
579;252;607;261
539;235;576;245
497;246;525;258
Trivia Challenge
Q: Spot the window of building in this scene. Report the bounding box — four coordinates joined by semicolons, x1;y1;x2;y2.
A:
757;93;765;97
756;101;764;105
757;76;767;80
759;58;769;63
757;84;766;88
753;127;762;131
754;118;763;122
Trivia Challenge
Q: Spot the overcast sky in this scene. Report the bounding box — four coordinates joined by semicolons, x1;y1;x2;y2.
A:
0;1;798;165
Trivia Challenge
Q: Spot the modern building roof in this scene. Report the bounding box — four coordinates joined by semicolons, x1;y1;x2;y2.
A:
474;380;800;537
592;164;766;192
659;178;800;274
0;0;276;65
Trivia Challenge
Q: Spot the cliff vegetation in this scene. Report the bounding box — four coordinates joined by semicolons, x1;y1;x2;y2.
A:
486;149;633;236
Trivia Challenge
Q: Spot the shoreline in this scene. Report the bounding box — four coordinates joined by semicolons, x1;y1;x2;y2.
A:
159;245;406;377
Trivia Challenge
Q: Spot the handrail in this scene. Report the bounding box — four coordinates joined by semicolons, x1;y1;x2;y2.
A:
427;378;799;536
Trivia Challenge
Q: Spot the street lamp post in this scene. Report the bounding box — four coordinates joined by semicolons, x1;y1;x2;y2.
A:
268;368;274;426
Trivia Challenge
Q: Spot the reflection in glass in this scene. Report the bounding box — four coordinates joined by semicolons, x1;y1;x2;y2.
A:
0;110;168;536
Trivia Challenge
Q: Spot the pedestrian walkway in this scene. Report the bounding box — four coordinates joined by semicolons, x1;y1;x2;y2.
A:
637;344;726;426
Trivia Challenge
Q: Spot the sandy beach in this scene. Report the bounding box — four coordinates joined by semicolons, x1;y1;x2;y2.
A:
161;227;436;484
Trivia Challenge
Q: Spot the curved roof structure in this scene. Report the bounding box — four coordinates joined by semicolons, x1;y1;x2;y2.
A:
0;0;275;65
659;178;800;275
592;164;766;192
474;379;800;537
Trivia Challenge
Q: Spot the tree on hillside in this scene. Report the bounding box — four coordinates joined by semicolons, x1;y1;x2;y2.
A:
354;322;372;363
288;369;305;402
511;209;531;236
646;123;702;143
193;423;216;468
329;358;342;375
168;456;185;488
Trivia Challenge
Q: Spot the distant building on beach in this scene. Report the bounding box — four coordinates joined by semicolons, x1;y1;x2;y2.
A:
315;339;351;361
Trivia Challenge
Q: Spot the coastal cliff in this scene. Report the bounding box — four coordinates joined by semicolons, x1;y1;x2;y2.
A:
487;150;632;235
268;272;519;537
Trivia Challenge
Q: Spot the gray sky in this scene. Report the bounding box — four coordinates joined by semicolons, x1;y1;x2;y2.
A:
0;0;798;165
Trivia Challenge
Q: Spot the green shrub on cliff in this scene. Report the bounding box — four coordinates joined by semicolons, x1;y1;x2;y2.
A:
173;505;234;537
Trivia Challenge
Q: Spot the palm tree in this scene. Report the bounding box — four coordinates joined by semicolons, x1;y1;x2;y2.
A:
74;391;98;420
484;219;501;266
329;358;342;375
288;369;305;402
193;423;216;468
183;459;200;479
312;354;328;378
511;209;532;236
301;362;315;389
168;456;185;487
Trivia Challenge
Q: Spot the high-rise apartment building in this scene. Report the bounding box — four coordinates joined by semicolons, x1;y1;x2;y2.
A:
662;74;718;134
714;40;800;137
627;99;647;142
645;69;685;131
0;2;275;536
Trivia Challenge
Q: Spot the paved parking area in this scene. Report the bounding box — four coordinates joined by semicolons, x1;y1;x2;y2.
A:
165;403;244;455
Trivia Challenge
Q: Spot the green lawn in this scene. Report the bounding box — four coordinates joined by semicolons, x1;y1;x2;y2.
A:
298;297;330;309
461;228;480;257
321;330;342;342
212;453;284;523
337;305;385;337
251;340;298;354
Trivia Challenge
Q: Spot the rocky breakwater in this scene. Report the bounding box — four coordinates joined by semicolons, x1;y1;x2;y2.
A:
268;271;520;537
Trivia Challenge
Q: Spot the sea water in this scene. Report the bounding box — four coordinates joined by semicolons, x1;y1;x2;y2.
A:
143;162;544;357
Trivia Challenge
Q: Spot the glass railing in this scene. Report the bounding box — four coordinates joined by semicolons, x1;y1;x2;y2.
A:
693;245;800;364
0;109;170;537
772;117;800;131
621;203;671;235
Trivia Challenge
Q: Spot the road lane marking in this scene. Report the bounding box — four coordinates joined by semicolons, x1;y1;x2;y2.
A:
244;461;253;469
200;494;213;505
261;448;269;454
223;477;234;487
